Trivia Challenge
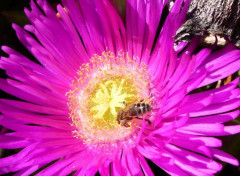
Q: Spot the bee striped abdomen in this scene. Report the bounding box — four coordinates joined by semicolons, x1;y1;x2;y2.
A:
136;103;151;115
137;103;142;115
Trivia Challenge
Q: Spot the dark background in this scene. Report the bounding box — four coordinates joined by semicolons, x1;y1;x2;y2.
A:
0;0;240;175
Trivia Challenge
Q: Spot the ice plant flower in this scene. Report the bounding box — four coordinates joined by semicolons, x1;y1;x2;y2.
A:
0;0;240;175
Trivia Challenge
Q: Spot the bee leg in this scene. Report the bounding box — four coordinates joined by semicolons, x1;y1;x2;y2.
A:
123;116;133;127
117;119;120;124
123;120;130;127
141;115;152;125
123;101;128;106
145;119;152;125
117;110;124;124
135;116;151;125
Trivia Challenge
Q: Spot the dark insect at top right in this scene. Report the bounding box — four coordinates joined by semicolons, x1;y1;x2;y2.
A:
174;0;240;48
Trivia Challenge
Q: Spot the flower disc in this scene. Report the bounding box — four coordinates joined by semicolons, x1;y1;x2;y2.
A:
68;51;152;148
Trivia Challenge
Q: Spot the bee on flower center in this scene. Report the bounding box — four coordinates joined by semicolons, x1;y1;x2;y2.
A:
117;100;152;127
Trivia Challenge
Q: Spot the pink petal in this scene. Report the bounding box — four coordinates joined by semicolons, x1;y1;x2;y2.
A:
174;132;222;147
179;123;224;136
165;145;222;175
177;94;213;115
37;153;83;176
223;125;240;135
188;110;240;124
0;99;67;115
137;154;154;176
126;150;141;175
198;59;240;87
170;138;212;157
13;165;43;176
190;99;240;117
0;135;32;149
210;148;239;166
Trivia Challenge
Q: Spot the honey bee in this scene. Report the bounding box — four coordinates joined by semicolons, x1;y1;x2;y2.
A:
117;100;152;127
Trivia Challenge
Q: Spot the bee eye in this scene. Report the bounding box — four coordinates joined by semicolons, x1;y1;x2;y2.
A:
137;103;141;107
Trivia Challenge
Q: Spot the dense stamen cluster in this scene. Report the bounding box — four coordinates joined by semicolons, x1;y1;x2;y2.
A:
67;51;152;147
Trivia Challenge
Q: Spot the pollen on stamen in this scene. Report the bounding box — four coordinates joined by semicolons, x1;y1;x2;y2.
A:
67;51;152;148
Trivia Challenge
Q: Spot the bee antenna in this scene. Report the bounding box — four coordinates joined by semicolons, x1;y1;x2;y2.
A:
123;101;127;106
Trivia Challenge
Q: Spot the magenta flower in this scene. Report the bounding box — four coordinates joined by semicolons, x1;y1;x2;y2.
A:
1;0;240;175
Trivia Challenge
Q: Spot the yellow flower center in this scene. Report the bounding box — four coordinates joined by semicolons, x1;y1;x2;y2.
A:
89;77;137;127
67;51;152;147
